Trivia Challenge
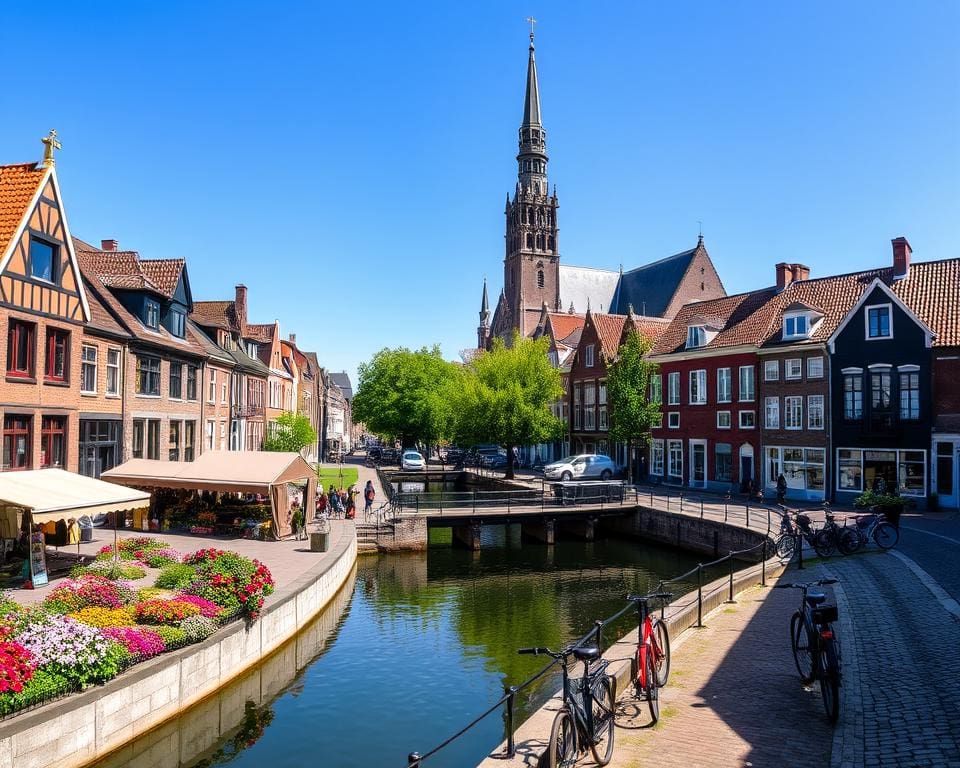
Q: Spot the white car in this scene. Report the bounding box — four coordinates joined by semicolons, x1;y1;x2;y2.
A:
544;454;618;481
401;450;426;471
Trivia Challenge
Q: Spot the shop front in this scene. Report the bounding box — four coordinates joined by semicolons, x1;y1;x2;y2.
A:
835;447;927;503
764;446;826;502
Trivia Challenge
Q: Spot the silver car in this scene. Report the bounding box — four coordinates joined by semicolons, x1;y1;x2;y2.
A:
544;454;618;481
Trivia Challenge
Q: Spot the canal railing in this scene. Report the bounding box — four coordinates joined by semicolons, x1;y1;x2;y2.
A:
403;536;773;768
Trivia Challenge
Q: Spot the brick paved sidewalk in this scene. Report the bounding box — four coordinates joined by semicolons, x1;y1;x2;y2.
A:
605;578;835;768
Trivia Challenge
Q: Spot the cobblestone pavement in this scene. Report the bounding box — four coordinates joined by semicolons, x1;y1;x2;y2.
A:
897;509;960;602
605;580;834;768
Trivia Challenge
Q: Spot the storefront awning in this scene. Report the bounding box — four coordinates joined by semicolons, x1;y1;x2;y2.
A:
0;469;151;523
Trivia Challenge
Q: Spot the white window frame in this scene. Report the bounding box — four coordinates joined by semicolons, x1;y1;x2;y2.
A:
864;303;893;340
738;365;755;402
765;396;780;429
807;356;824;379
717;410;731;429
785;358;802;380
784;396;803;430
208;369;217;403
717;367;731;403
650;374;662;404
668;412;680;429
686;326;706;349
808;395;824;430
667;439;683;481
106;347;121;397
651;440;665;476
739;410;756;429
764;360;779;381
783;312;811;339
668;372;681;405
585;344;595;367
205;420;215;450
689;369;707;405
80;344;98;395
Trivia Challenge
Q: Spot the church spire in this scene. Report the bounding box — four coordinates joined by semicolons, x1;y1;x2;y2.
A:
516;26;548;195
522;27;542;128
477;278;491;350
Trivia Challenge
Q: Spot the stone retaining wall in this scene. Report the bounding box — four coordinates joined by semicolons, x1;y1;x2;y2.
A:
0;531;357;768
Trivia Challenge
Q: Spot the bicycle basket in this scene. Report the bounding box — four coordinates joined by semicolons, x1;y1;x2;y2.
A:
795;513;812;531
812;605;838;625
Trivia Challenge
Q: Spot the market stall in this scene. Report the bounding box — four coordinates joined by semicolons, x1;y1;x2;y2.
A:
101;451;316;540
0;469;151;587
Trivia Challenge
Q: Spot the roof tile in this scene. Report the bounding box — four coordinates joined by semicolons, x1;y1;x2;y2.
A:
0;163;47;258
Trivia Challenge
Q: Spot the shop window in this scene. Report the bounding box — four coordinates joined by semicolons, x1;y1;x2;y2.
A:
715;444;732;481
838;448;863;491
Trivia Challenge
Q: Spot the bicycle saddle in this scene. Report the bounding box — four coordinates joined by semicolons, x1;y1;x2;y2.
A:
572;646;601;662
805;591;827;606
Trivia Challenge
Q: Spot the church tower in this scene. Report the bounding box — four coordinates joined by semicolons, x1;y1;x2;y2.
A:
504;28;560;335
477;278;490;349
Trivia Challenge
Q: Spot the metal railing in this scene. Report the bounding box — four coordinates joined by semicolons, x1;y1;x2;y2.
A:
403;536;772;767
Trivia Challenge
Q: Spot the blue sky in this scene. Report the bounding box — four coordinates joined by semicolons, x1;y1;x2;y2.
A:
3;2;958;381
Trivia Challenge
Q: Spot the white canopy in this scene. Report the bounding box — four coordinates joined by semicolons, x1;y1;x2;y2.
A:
0;468;150;524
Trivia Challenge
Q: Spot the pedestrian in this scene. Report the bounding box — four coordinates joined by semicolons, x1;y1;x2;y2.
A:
364;480;376;516
291;502;305;540
776;473;787;503
316;490;328;520
345;485;357;520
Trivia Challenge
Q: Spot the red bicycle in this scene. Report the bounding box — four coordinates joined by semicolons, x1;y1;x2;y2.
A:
626;592;672;723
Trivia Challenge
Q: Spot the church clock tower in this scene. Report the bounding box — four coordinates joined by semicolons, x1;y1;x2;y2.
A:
504;28;560;335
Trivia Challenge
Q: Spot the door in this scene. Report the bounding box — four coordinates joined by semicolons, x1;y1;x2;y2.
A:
936;441;958;508
690;440;707;488
739;443;755;492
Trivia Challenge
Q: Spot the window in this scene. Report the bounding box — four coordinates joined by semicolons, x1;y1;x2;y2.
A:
668;412;680;428
764;360;779;381
208;369;217;403
169;362;183;399
2;415;32;470
765;397;780;429
6;320;35;377
739;411;756;429
584;382;596;430
537;269;544;288
169;309;185;338
689;370;707;404
81;345;97;394
206;420;215;450
650;374;662;404
651;440;665;476
866;305;892;339
219;420;226;450
717;367;731;402
44;329;69;382
40;416;65;468
807;356;824;379
785;396;803;429
184;421;195;461
783;313;809;339
899;450;926;495
667;440;683;481
106;348;121;396
29;237;57;282
785;359;802;380
169;420;181;461
668;372;681;405
717;411;731;429
808;395;824;430
871;370;892;410
573;383;582;430
147;419;160;460
738;366;755;401
715;443;732;482
136;356;161;396
686;326;706;349
132;419;145;459
585;344;595;367
900;372;920;420
186;365;198;400
843;373;863;420
598;381;607;430
838;448;863;491
144;299;160;329
221;381;228;404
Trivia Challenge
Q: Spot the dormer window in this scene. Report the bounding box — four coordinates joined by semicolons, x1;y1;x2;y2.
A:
686;326;708;349
246;341;258;358
169;309;185;338
585;344;595;367
144;299;160;329
783;313;812;339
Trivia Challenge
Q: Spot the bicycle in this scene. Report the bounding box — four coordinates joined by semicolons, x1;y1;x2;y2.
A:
626;591;672;724
774;579;841;724
517;644;616;768
841;511;899;552
775;508;835;559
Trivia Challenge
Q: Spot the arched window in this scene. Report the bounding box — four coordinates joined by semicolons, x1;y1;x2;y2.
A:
548;236;555;251
526;233;534;249
537;269;544;288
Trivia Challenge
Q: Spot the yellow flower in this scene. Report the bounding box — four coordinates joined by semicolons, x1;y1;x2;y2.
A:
68;606;136;628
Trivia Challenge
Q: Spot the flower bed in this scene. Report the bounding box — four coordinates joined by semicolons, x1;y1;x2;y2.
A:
0;543;274;719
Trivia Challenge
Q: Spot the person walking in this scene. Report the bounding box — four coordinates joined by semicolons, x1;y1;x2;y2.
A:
364;480;376;517
345;485;357;520
776;473;788;503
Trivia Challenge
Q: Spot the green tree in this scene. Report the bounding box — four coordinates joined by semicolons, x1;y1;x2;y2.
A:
606;330;660;483
264;411;318;453
352;346;459;450
453;333;564;479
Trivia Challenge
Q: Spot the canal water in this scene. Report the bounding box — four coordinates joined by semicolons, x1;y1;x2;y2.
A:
115;528;702;768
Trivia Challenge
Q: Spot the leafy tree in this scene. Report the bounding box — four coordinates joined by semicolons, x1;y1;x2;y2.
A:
453;333;564;479
352;346;459;450
606;330;660;483
264;411;318;453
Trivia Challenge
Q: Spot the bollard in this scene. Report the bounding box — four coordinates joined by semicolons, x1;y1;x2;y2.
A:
727;552;735;603
766;509;771;536
507;492;511;516
407;752;422;768
797;532;804;570
505;686;517;757
473;491;477;515
762;539;767;586
696;564;704;627
746;502;751;528
724;498;728;522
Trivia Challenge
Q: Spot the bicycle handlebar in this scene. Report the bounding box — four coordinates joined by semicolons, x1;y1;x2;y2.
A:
774;578;839;589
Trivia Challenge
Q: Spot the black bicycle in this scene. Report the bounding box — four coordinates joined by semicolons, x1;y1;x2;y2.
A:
517;644;616;767
775;579;841;724
775;508;835;559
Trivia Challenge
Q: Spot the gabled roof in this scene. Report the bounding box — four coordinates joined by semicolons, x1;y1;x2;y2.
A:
140;259;186;301
192;300;238;331
329;372;353;400
74;238;187;302
611;247;699;317
83;283;131;340
546;312;585;343
0;163;47;258
558;265;619;315
591;313;627;359
245;323;276;342
624;314;671;345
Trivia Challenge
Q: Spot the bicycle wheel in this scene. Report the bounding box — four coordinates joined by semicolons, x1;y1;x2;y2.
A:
590;676;616;766
652;619;671;687
837;528;861;556
813;530;836;558
547;708;578;768
790;611;814;683
775;533;796;559
645;647;660;724
873;522;899;549
819;638;841;724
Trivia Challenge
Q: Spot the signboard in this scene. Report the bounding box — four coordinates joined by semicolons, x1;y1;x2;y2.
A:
29;530;48;587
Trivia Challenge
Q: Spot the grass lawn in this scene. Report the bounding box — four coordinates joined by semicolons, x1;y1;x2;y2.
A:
317;467;359;489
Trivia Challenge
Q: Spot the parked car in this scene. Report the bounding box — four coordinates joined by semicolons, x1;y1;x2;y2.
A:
401;450;426;471
544;454;618;481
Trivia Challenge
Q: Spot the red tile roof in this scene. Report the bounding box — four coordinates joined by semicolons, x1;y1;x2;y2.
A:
0;163;47;259
625;315;672;346
592;313;628;359
245;323;276;342
193;300;238;331
890;259;960;348
140;259;185;299
545;313;585;344
74;239;185;300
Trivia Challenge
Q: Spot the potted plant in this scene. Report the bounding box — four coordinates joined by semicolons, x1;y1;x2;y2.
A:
853;489;908;528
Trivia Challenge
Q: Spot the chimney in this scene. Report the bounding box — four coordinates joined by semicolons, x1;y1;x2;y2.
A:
234;284;248;334
101;239;118;251
288;333;296;344
791;264;810;283
892;237;912;279
775;262;793;291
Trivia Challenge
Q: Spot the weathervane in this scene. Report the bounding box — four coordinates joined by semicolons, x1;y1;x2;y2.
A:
41;129;61;168
526;16;536;45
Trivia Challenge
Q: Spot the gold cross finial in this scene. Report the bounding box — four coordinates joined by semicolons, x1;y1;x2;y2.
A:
41;129;61;168
526;16;536;44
